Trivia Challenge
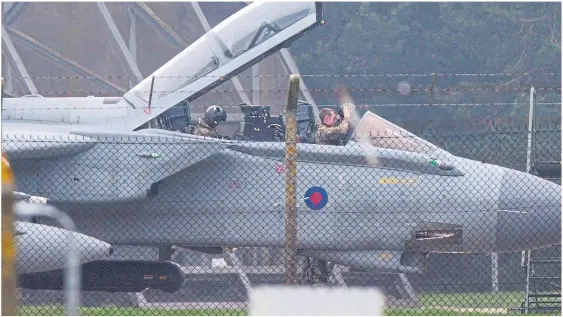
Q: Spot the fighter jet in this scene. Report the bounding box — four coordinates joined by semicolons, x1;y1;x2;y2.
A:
2;1;560;291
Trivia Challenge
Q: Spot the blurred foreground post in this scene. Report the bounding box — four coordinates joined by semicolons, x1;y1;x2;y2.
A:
2;152;19;316
249;286;385;316
284;74;300;284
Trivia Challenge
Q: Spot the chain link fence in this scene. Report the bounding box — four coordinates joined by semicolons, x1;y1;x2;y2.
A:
4;123;560;316
2;1;561;313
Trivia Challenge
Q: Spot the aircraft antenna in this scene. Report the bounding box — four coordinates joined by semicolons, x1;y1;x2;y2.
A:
147;76;155;129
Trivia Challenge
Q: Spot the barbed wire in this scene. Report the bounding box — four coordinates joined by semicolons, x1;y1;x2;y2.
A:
2;128;560;141
2;72;561;80
2;102;561;112
2;87;561;95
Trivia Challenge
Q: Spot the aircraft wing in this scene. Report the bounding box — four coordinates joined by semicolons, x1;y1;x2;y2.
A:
2;122;98;160
4;124;232;202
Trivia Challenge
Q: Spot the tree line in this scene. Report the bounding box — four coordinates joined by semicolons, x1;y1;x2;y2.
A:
290;2;561;131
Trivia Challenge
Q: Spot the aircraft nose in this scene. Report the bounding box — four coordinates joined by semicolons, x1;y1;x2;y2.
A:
496;170;561;251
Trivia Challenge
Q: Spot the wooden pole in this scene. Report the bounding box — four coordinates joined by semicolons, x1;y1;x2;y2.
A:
284;74;300;284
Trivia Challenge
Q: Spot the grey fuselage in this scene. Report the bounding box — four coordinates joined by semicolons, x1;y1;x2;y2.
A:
8;129;561;257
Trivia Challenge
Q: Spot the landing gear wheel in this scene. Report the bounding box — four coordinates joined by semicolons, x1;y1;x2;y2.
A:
158;245;175;262
300;257;335;285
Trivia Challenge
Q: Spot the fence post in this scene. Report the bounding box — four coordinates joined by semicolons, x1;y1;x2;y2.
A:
525;87;537;174
13;204;81;316
491;252;499;293
2;152;19;316
284;74;300;284
522;86;537;314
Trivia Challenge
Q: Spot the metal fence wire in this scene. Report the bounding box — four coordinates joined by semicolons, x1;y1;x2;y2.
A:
4;126;561;316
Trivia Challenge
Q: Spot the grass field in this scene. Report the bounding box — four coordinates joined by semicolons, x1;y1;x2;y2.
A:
17;291;559;316
19;307;245;316
419;291;524;308
19;306;505;316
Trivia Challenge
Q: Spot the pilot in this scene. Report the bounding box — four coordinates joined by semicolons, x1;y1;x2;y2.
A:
192;105;227;138
315;103;355;145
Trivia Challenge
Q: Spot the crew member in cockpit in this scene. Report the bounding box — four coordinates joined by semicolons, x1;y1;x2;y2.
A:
192;105;227;138
315;103;355;145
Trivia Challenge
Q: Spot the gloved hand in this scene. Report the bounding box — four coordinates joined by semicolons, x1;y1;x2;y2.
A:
342;103;355;119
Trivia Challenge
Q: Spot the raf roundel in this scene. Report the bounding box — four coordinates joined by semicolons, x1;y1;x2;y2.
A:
304;187;328;210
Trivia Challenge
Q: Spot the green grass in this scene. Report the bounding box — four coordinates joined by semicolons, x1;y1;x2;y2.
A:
18;292;560;316
386;308;501;316
419;291;525;308
18;306;502;316
18;306;560;316
19;306;246;316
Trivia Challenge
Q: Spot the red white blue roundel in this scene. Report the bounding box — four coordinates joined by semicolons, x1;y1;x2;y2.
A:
304;187;328;210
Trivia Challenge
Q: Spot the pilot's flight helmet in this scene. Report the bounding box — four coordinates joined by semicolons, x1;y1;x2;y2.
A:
204;105;227;127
